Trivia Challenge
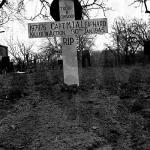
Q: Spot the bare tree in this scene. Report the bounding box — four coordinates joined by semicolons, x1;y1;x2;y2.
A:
5;0;111;21
130;18;150;45
0;0;7;8
0;0;111;33
37;37;62;68
130;0;150;13
5;37;33;63
74;35;95;67
112;17;133;60
16;39;34;63
39;37;61;58
111;17;149;64
80;0;111;18
0;0;26;28
77;35;95;50
34;37;60;70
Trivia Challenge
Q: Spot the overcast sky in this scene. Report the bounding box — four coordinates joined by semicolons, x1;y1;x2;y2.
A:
0;0;150;51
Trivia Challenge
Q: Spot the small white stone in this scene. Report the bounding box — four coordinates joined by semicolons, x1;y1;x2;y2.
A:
96;145;112;150
10;124;15;129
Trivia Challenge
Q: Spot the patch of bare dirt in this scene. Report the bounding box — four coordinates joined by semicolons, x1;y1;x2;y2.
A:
0;66;150;150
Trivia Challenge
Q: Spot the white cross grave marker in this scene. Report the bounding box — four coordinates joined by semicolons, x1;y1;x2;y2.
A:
28;0;108;86
59;0;79;85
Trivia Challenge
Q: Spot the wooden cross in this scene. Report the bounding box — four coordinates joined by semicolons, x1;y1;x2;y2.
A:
59;0;79;86
28;0;108;86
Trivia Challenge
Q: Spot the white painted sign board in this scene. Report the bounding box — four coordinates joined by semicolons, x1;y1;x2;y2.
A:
28;18;108;38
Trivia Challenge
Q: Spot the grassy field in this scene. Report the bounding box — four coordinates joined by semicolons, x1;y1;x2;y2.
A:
0;65;150;150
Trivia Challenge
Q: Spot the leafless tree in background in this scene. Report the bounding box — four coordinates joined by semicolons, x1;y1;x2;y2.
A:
0;0;9;27
38;37;61;60
5;37;33;63
0;0;7;8
130;0;150;13
111;17;149;64
4;0;111;21
0;0;26;30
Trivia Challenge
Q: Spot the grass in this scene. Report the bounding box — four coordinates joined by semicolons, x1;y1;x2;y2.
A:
45;65;150;149
0;65;150;149
0;73;28;111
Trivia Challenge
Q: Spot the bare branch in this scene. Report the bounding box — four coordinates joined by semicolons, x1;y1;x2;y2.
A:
144;0;150;13
130;0;150;13
82;0;110;10
129;0;143;6
111;17;149;57
0;0;7;8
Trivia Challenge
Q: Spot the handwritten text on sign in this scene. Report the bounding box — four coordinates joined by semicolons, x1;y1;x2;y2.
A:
63;37;75;45
28;18;108;38
59;0;75;20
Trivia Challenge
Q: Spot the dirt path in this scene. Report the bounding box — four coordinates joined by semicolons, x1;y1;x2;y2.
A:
1;67;150;150
0;72;111;150
30;72;109;150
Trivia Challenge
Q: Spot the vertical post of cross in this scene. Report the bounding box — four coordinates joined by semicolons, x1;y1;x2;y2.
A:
59;0;79;86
